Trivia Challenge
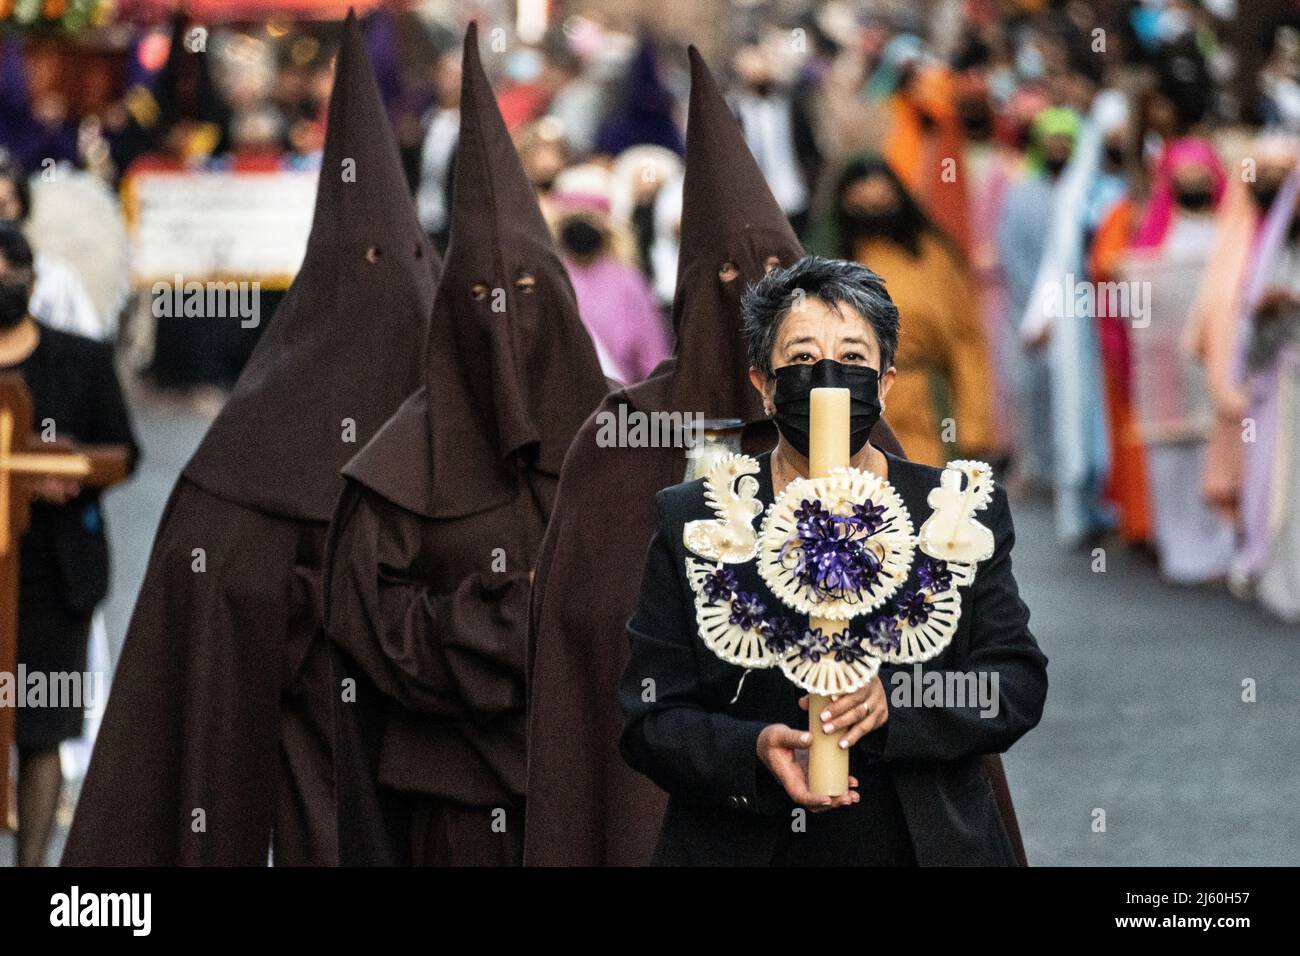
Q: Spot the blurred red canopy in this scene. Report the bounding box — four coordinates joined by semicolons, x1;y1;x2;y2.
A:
115;1;390;22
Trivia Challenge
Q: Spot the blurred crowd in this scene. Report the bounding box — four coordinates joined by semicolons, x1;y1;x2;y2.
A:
2;0;1300;623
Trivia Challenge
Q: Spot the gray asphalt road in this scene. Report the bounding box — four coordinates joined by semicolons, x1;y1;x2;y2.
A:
4;386;1297;865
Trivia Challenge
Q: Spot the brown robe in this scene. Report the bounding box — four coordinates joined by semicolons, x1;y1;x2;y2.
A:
524;47;1028;866
63;13;439;865
321;23;608;866
324;414;553;865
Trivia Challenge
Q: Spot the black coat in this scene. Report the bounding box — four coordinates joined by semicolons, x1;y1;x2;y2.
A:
619;450;1048;866
13;324;139;616
7;323;138;750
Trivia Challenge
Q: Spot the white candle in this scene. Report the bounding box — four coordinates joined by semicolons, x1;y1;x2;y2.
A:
807;387;851;797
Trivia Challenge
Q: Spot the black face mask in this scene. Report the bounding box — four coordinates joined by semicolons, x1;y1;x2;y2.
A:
0;278;30;329
560;219;604;258
841;207;916;252
771;358;882;459
1043;156;1069;179
1174;188;1214;212
960;110;993;141
1252;182;1283;213
1103;144;1126;169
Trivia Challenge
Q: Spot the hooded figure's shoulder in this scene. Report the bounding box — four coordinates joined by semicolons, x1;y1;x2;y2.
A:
338;387;435;515
559;380;676;483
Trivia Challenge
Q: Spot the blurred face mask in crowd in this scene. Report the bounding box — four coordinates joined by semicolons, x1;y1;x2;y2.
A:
0;274;32;329
1173;167;1216;212
560;217;605;261
958;101;995;141
1041;133;1074;180
1251;174;1288;213
841;175;905;241
1174;186;1214;212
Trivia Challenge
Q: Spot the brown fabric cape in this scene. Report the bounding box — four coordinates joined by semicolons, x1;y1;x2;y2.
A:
320;22;608;866
62;12;439;865
523;47;1027;866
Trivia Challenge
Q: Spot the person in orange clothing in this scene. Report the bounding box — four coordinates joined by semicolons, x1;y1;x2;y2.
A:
867;35;972;257
811;154;995;467
1089;185;1151;544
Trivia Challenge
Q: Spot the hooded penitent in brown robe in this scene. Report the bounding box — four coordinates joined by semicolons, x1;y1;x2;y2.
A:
63;13;439;865
524;48;1028;866
320;23;609;866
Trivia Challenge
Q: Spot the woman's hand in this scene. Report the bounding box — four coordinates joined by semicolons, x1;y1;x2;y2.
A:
799;676;890;749
32;475;82;504
756;724;860;812
30;435;82;504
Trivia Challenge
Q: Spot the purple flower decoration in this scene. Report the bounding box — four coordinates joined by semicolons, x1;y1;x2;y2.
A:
896;588;931;626
780;499;883;601
793;499;837;538
762;614;801;654
728;591;767;632
794;627;830;663
917;559;953;593
864;616;902;654
701;567;738;605
829;630;871;666
852;499;887;534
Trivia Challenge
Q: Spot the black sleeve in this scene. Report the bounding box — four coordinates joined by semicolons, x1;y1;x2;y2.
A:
618;491;786;815
861;488;1049;762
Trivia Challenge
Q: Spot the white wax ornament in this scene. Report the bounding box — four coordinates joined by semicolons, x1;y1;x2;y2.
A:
917;460;996;565
681;454;998;694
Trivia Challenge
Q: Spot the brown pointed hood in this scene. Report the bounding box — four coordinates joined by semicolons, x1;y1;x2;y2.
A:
341;22;607;519
629;46;804;421
182;11;439;522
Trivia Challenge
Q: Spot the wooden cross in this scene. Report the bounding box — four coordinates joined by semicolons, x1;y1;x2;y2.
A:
1;373;130;830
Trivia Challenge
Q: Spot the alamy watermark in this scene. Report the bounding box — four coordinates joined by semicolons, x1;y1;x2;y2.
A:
594;406;705;449
1037;273;1151;329
887;665;1000;718
151;274;261;328
0;666;106;717
50;887;151;936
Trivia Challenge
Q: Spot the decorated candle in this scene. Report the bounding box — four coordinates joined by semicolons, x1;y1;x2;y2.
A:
807;387;851;797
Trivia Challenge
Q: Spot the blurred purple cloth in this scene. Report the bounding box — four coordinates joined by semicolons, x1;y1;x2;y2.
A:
1237;164;1300;575
0;36;78;172
595;38;683;157
564;255;671;384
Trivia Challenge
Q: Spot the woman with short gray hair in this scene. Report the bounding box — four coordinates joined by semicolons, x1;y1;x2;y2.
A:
618;254;1048;866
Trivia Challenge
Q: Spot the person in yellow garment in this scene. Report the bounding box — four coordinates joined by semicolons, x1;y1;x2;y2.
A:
811;153;997;468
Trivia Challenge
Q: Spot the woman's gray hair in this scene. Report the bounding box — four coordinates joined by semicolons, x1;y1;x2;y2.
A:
741;255;900;376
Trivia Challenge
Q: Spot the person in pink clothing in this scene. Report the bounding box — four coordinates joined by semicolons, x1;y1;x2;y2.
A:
550;172;672;384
